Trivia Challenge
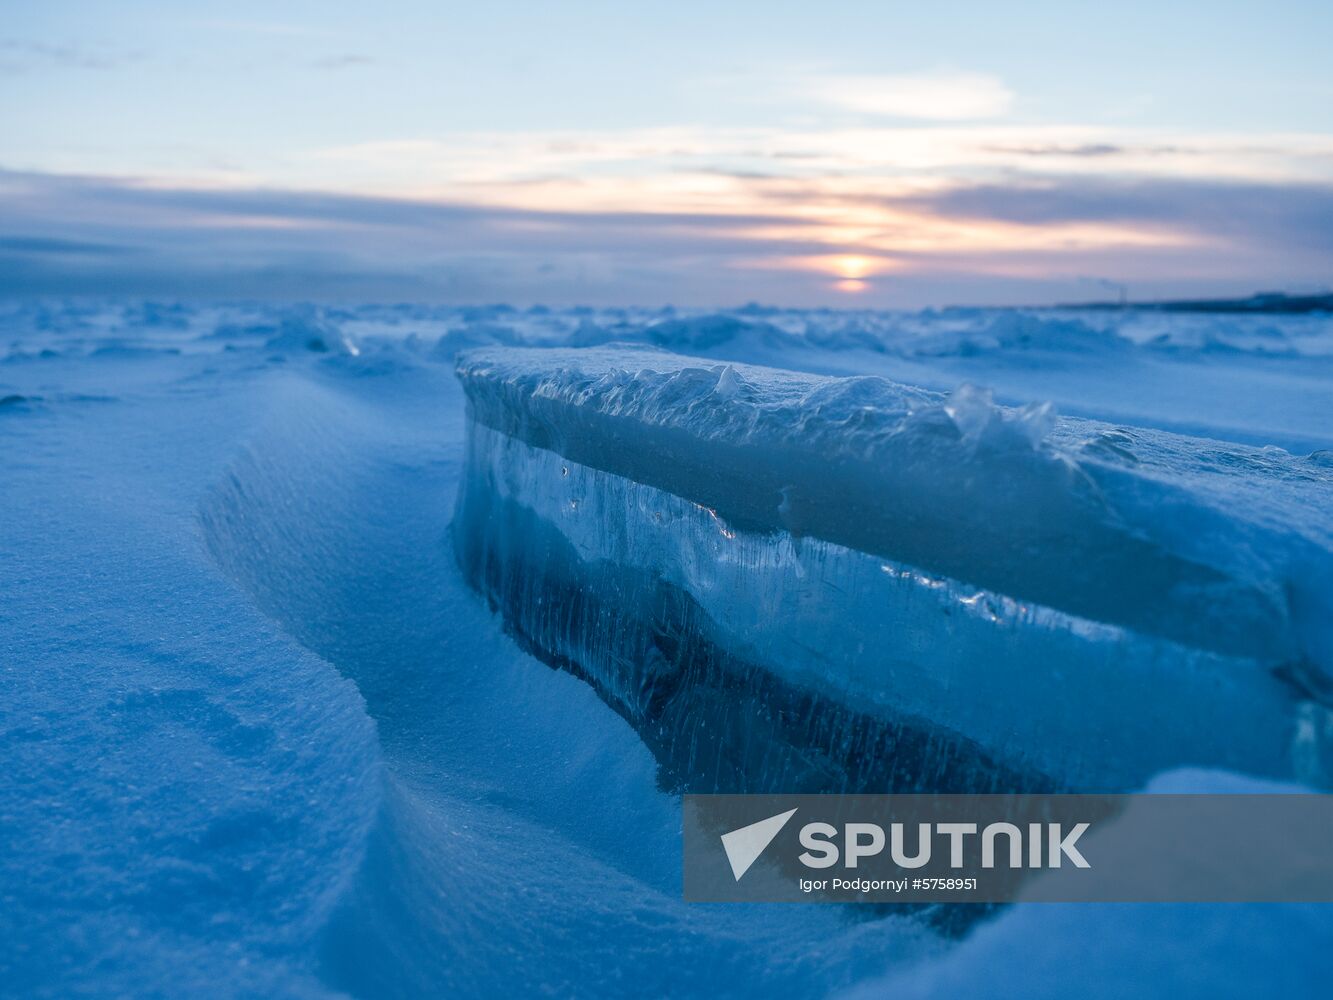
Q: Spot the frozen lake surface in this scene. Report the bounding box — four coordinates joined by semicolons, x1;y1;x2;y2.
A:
2;300;1331;997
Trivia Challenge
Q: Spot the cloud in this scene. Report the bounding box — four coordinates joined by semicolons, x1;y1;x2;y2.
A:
0;168;842;304
0;39;142;73
982;143;1127;158
2;166;1332;306
896;177;1333;252
806;73;1014;120
0;235;131;256
311;53;374;70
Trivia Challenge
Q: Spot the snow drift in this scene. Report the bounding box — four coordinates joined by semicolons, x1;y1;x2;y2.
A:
5;299;1332;997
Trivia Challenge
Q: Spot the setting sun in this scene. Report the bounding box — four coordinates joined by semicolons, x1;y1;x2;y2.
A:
834;255;875;280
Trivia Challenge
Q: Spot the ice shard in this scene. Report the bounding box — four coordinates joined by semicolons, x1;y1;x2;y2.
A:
452;346;1333;794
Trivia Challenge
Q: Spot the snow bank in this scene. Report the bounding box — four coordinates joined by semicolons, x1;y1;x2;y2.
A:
263;308;361;356
846;770;1333;999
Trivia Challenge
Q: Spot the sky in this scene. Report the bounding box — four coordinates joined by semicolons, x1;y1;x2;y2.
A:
2;1;1332;307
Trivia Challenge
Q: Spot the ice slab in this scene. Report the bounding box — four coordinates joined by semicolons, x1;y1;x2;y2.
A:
454;346;1333;792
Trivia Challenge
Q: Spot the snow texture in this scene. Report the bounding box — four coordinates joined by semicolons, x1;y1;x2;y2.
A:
2;299;1331;997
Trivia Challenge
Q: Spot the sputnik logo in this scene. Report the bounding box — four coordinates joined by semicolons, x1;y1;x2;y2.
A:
720;808;798;881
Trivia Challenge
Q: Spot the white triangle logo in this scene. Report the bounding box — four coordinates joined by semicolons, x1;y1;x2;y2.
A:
720;808;798;881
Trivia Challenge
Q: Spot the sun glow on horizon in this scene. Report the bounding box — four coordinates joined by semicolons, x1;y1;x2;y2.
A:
833;255;874;279
831;255;875;293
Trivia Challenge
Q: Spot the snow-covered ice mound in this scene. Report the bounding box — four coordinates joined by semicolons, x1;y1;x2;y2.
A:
845;769;1333;1000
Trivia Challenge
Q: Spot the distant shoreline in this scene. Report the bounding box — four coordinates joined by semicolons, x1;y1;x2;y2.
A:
1051;292;1333;314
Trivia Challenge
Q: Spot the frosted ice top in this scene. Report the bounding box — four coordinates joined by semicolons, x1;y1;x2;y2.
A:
458;345;1333;670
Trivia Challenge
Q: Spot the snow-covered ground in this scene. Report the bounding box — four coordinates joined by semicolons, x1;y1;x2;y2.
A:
2;300;1331;997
